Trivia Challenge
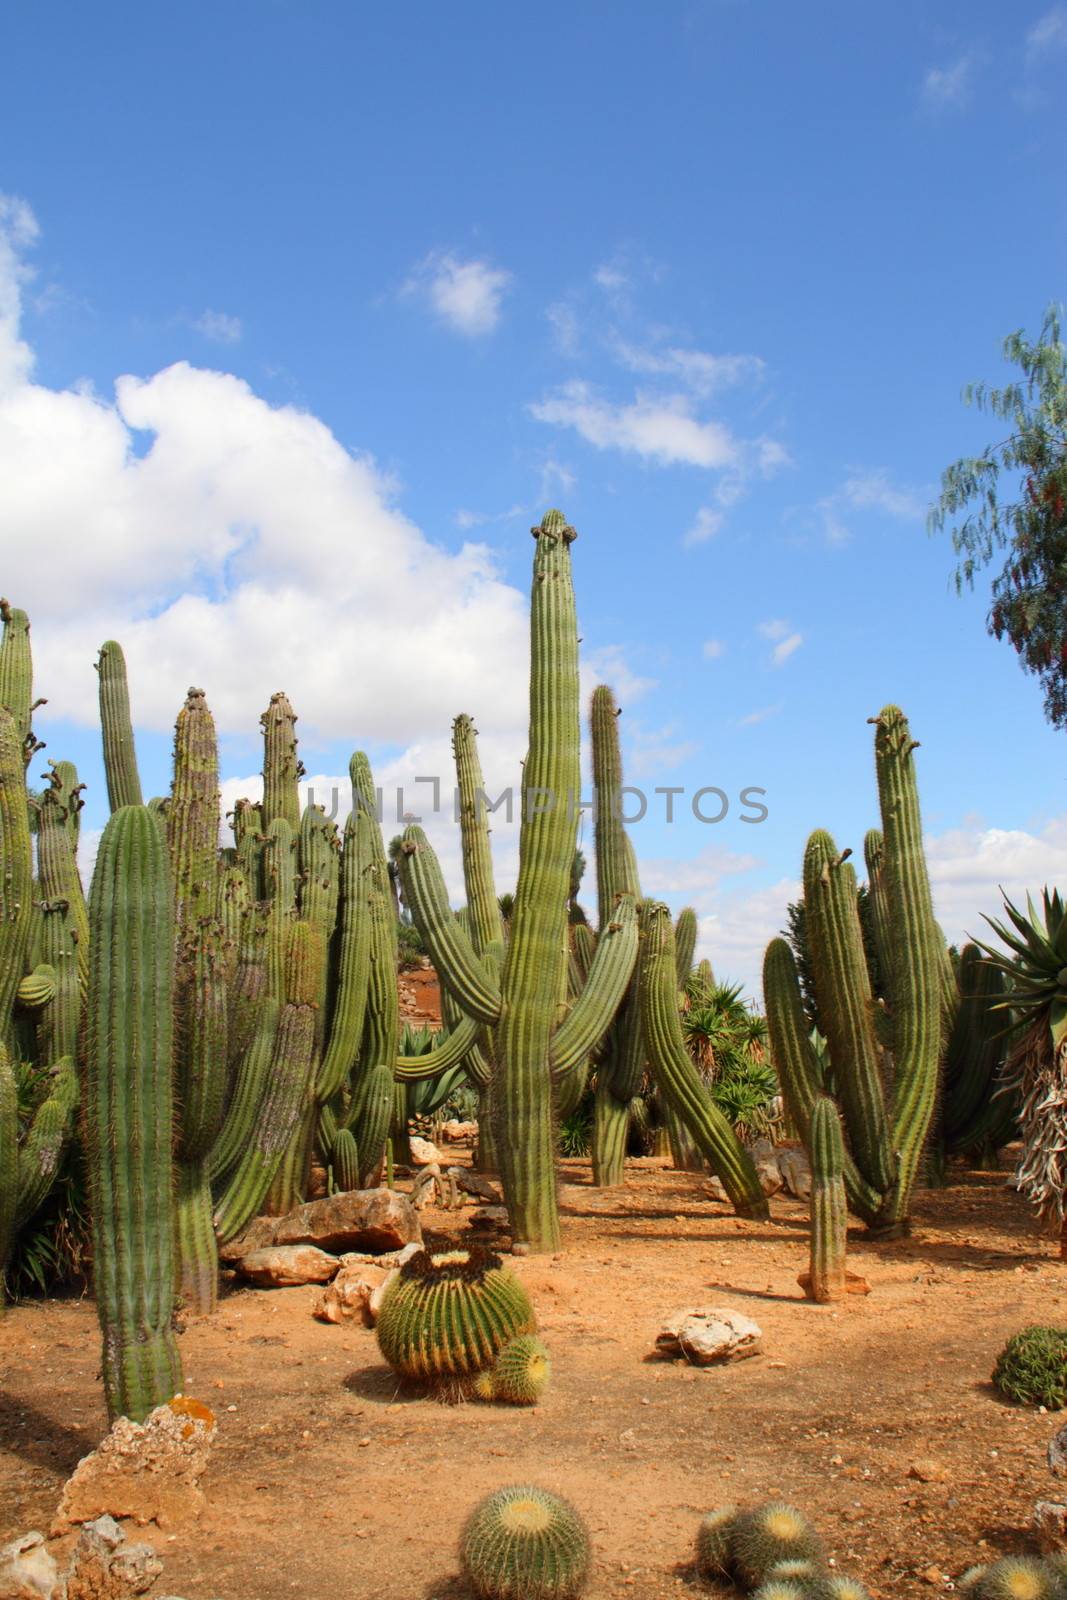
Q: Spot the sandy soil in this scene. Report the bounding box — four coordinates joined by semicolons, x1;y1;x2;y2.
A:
1;1157;1064;1600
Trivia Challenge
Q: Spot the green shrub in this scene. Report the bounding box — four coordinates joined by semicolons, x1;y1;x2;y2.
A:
992;1325;1067;1409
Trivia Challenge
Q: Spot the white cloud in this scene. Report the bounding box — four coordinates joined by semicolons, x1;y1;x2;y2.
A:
1026;6;1067;56
583;644;656;706
0;194;38;390
737;704;782;728
593;262;629;294
683;506;723;547
404;251;512;336
702;638;726;660
611;338;764;397
921;53;974;110
925;815;1067;947
771;632;803;666
546;299;580;356
530;380;738;468
817;467;924;544
757;619;790;641
192;309;242;345
626;723;699;779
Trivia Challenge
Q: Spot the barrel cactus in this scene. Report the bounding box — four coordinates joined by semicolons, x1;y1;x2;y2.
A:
475;1334;552;1405
991;1325;1067;1409
695;1506;738;1579
375;1246;535;1389
460;1484;590;1600
732;1505;823;1589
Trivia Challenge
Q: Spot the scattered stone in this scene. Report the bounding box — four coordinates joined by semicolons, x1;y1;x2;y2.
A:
338;1242;420;1271
469;1205;509;1229
52;1399;216;1534
1033;1500;1067;1552
312;1263;393;1325
232;1245;339;1286
218;1187;421;1261
655;1307;763;1366
908;1459;950;1484
0;1532;60;1600
409;1135;441;1165
921;1566;945;1586
746;1138;784;1197
440;1120;478;1142
367;1271;398;1325
1049;1423;1067;1478
776;1147;812;1200
447;1168;502;1204
797;1268;871;1298
64;1517;162;1600
704;1176;728;1204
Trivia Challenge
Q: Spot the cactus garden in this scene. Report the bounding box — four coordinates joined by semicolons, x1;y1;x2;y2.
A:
2;6;1066;1599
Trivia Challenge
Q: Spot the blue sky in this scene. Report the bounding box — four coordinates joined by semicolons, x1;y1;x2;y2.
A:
0;1;1064;991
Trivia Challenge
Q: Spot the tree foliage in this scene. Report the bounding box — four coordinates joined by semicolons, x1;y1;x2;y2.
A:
929;304;1067;729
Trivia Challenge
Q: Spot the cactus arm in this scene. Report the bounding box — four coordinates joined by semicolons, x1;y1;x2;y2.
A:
86;806;182;1421
872;706;942;1229
639;901;769;1218
550;895;638;1077
803;829;894;1195
298;805;340;1048
0;602;36;768
167;689;220;931
396;1014;481;1079
0;708;33;1048
674;907;698;985
763;937;883;1224
15;1056;78;1228
453;714;504;962
315;798;372;1102
807;1095;848;1303
398;826;502;1025
862;829;892;999
260;691;303;832
50;760;84;850
0;1045;16;1287
95;642;143;810
263;818;297;1002
208;997;281;1183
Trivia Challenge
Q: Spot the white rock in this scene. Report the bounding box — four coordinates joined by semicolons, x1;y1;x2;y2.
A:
0;1532;60;1600
409;1135;441;1165
656;1306;763;1365
776;1147;812;1200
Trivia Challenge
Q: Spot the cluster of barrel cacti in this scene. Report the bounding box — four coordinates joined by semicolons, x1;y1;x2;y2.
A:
694;1501;871;1600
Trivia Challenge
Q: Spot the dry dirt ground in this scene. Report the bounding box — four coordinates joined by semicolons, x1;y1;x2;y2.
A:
1;1157;1064;1600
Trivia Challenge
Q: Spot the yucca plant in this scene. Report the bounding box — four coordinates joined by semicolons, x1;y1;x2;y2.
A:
977;887;1067;1253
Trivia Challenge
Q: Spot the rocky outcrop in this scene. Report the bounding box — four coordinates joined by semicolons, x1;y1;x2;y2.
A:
52;1401;216;1534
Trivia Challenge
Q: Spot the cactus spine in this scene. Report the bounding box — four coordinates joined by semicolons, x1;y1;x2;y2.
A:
86;806;182;1421
807;1095;847;1302
96;641;143;809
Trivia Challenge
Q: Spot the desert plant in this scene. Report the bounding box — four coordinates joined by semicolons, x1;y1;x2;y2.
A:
695;1507;738;1579
476;1334;552;1405
376;1246;535;1387
731;1505;823;1589
992;1325;1067;1409
460;1485;590;1600
806;1095;847;1303
972;1558;1064;1600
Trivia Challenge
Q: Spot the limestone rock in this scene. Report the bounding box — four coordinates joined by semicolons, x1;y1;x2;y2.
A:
1034;1500;1067;1552
776;1147;812;1200
218;1187;421;1262
52;1399;216;1534
409;1135;441;1165
232;1244;339;1286
312;1263;393;1325
0;1532;60;1600
338;1242;421;1271
656;1306;763;1366
746;1138;784;1197
1049;1423;1067;1478
64;1517;162;1600
440;1120;477;1142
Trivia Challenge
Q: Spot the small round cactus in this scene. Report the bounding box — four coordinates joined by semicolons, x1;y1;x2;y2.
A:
732;1504;823;1589
992;1326;1067;1410
376;1246;535;1383
826;1576;872;1600
695;1506;738;1579
974;1558;1063;1600
483;1335;552;1405
460;1484;590;1600
752;1580;809;1600
769;1560;826;1587
959;1571;989;1596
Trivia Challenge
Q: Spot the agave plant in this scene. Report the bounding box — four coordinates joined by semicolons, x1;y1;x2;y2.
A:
978;887;1067;1252
680;983;778;1142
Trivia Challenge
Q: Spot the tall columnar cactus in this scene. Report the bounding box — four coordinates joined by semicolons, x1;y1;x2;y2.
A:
85;805;182;1422
0;1046;17;1293
96;641;143;810
764;705;941;1235
638;902;769;1217
261;691;303;832
0;602;36;767
942;943;1014;1156
345;754;398;1188
36;784;86;1065
0;707;33;1050
399;513;642;1251
806;1095;847;1303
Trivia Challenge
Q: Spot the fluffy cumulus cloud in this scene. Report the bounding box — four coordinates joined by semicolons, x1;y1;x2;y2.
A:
817;467;924;544
404;250;512;336
0;198;535;746
529;380;739;468
192;309;242;344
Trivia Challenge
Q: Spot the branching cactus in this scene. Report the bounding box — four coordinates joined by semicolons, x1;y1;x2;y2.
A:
85;805;182;1421
764;705;942;1235
398;512;641;1250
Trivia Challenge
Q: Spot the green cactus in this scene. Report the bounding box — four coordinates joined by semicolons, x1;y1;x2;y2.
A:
695;1507;738;1579
85;805;182;1422
0;708;33;1051
0;601;35;766
314;785;372;1103
460;1485;590;1600
0;1046;17;1292
973;1560;1061;1600
942;943;1014;1157
261;690;303;832
806;1095;847;1303
208;996;281;1184
992;1325;1067;1409
674;906;698;982
638;902;769;1217
96;641;143;810
764;706;943;1235
732;1505;823;1589
375;1246;535;1384
346;753;399;1188
330;1125;361;1192
477;1333;552;1405
298;805;340;1044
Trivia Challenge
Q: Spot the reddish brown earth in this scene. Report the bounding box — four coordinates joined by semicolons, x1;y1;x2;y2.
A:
1;1157;1064;1600
398;963;442;1029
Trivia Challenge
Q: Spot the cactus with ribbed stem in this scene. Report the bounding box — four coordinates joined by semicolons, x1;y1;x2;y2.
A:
0;1046;17;1292
261;691;303;832
764;705;943;1235
460;1485;590;1600
263;818;297;1003
0;707;33;1052
376;1245;535;1383
942;943;1014;1156
806;1095;847;1302
0;602;37;768
638;902;769;1216
85;805;182;1421
96;641;143;810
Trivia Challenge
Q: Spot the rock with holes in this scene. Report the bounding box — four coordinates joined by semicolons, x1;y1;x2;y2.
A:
0;1532;61;1600
656;1307;763;1366
51;1400;216;1534
64;1516;162;1600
